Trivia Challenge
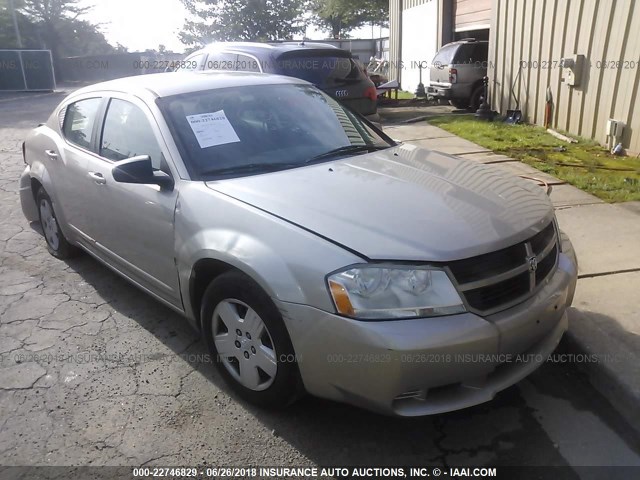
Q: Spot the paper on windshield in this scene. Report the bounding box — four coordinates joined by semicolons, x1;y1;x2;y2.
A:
186;110;240;148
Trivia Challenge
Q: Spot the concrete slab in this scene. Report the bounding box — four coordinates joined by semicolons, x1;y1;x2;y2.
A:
550;184;605;208
573;272;640;335
619;201;640;216
384;124;456;142
566;272;640;435
491;161;566;185
378;104;456;124
556;203;640;275
408;137;492;156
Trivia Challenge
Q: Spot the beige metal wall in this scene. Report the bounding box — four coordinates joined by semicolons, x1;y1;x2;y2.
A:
489;0;640;154
389;0;403;82
455;0;492;32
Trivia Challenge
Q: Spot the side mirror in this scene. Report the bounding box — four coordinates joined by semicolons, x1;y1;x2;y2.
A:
112;155;174;191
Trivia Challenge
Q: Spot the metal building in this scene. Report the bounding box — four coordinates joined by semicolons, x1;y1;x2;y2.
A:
388;0;491;93
489;0;640;154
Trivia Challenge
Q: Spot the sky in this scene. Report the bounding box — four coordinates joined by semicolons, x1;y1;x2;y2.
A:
81;0;388;53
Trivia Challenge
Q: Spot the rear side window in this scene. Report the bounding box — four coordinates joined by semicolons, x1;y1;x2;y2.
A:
473;43;489;63
181;53;204;71
62;98;102;150
205;52;238;71
453;43;488;64
453;44;475;64
100;99;163;168
275;53;361;86
236;54;261;72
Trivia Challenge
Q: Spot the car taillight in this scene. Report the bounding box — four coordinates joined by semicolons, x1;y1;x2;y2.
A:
364;85;377;102
449;68;458;84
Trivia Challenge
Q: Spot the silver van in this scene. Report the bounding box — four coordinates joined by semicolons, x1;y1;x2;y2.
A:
428;39;489;110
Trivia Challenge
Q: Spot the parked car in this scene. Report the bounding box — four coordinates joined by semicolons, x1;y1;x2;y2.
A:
178;42;379;121
19;72;578;416
428;38;489;110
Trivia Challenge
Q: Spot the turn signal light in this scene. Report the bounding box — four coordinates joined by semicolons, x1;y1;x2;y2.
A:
449;68;458;84
329;280;355;316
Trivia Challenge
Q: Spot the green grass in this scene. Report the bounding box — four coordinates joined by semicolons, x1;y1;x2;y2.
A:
394;90;415;100
427;115;640;203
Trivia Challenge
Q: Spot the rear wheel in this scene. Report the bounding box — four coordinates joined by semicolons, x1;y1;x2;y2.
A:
36;188;78;259
470;85;484;111
450;99;470;109
201;271;302;408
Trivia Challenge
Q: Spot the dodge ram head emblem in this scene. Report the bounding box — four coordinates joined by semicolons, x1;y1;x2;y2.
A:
528;256;538;272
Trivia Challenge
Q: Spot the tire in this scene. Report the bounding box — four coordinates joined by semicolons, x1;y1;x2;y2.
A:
36;187;78;259
201;271;302;408
450;99;470;109
470;85;484;111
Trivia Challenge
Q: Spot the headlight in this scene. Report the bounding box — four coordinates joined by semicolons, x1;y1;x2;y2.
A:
327;265;466;319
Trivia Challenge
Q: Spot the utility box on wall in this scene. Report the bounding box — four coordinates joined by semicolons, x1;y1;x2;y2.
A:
560;54;585;87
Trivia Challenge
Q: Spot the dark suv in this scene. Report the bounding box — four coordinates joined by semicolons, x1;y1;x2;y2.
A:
428;39;489;110
179;42;379;121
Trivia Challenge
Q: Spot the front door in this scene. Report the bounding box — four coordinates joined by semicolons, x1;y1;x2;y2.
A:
86;97;182;308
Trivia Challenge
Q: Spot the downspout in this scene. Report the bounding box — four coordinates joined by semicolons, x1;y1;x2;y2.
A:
398;0;403;87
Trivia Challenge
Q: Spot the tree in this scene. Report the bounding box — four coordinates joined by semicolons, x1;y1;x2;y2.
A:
0;0;40;48
179;0;306;47
53;17;114;56
311;0;388;39
14;0;112;61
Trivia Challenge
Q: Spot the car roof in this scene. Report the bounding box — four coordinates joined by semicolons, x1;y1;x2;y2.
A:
194;41;344;56
68;71;309;100
444;39;489;46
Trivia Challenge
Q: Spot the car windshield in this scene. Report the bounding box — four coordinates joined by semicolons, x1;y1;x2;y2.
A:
158;83;392;180
275;54;362;86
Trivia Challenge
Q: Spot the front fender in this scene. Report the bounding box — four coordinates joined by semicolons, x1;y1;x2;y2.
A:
178;230;307;314
175;183;363;324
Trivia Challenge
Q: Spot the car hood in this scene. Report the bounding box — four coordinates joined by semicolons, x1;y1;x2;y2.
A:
205;144;554;261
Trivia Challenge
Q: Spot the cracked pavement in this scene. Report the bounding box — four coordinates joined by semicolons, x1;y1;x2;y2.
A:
1;91;639;472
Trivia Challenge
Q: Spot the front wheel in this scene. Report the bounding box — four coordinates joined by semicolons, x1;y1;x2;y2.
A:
201;271;302;408
36;187;78;259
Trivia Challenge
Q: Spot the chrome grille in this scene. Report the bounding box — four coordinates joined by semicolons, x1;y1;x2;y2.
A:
449;222;559;315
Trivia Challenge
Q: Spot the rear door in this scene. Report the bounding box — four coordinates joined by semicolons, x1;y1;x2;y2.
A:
56;96;106;240
274;50;377;116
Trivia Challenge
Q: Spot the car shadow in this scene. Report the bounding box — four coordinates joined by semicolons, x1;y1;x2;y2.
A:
51;249;634;470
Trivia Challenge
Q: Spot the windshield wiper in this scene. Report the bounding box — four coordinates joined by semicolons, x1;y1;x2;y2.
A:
305;145;389;163
201;162;298;177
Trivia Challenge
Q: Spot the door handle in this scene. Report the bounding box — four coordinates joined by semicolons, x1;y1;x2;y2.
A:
45;149;58;160
88;171;106;185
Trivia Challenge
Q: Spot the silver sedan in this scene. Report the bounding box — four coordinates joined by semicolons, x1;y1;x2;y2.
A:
19;72;578;416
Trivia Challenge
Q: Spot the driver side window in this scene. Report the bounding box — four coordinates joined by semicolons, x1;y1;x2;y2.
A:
100;99;164;170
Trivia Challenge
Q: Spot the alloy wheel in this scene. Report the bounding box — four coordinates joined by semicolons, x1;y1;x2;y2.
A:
39;198;60;251
212;298;277;391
